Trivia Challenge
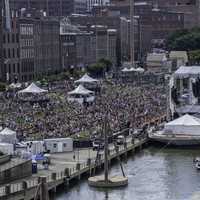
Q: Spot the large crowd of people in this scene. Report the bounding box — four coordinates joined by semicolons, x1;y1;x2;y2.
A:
0;77;167;141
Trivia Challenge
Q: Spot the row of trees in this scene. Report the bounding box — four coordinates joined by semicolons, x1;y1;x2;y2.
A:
167;28;200;51
166;28;200;64
87;58;112;77
0;58;113;89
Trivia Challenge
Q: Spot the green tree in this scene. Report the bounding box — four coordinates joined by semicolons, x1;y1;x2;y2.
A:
87;62;105;77
98;58;112;72
166;28;200;51
188;50;200;64
0;82;6;92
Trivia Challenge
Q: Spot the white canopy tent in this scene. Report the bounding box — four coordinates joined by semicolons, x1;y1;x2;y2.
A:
9;83;22;89
174;66;200;78
135;67;145;73
164;114;200;135
68;85;95;104
130;67;138;72
75;74;98;84
122;67;144;73
121;67;130;72
0;128;17;144
68;85;94;95
18;83;48;94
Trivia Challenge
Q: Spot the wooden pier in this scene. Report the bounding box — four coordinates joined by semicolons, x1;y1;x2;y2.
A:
0;137;148;200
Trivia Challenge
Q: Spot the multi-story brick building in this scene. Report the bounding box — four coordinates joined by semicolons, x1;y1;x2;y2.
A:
60;18;117;69
87;0;110;11
2;17;21;82
0;1;3;81
9;0;74;16
1;11;60;82
111;0;199;28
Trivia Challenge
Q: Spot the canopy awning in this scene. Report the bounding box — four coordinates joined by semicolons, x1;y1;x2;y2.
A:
135;67;145;72
121;67;130;72
18;83;48;94
176;105;200;114
164;114;200;135
75;74;98;84
9;83;22;89
68;85;94;95
174;66;200;78
166;114;200;126
0;128;16;135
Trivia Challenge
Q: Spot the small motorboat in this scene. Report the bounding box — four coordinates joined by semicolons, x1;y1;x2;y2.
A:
195;161;200;170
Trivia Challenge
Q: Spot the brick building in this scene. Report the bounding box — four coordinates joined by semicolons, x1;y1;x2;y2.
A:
60;18;117;69
9;0;74;16
0;1;3;81
111;0;199;28
1;12;60;82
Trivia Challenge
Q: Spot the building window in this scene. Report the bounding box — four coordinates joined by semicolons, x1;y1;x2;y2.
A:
3;49;6;58
53;143;57;148
7;34;10;43
3;34;6;43
8;64;11;74
16;34;19;43
17;63;20;73
8;49;11;58
12;34;15;43
12;49;15;58
13;63;15;73
17;49;19;58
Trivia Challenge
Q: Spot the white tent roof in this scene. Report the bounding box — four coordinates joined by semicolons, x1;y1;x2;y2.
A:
164;114;200;135
122;67;138;72
18;83;48;94
129;67;138;72
9;83;22;89
0;128;16;135
135;67;145;72
68;85;94;95
166;114;200;126
122;67;130;72
174;66;200;78
75;74;98;83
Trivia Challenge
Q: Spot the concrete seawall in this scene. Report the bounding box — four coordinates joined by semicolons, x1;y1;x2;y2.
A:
0;137;148;200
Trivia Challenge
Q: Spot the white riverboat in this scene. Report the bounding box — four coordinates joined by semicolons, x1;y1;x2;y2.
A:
149;114;200;146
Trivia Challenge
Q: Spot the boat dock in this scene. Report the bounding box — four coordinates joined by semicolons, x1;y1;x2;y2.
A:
0;137;148;200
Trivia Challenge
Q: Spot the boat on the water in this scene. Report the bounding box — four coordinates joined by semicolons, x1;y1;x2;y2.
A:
149;114;200;146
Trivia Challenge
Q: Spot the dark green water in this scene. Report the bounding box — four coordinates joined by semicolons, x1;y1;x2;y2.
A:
55;147;200;200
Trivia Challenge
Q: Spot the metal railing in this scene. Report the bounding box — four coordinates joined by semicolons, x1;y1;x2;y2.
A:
0;137;148;197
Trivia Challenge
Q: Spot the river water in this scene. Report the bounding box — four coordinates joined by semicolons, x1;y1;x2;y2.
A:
54;147;200;200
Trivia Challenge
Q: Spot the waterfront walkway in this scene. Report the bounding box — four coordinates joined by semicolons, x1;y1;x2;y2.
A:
0;137;147;200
